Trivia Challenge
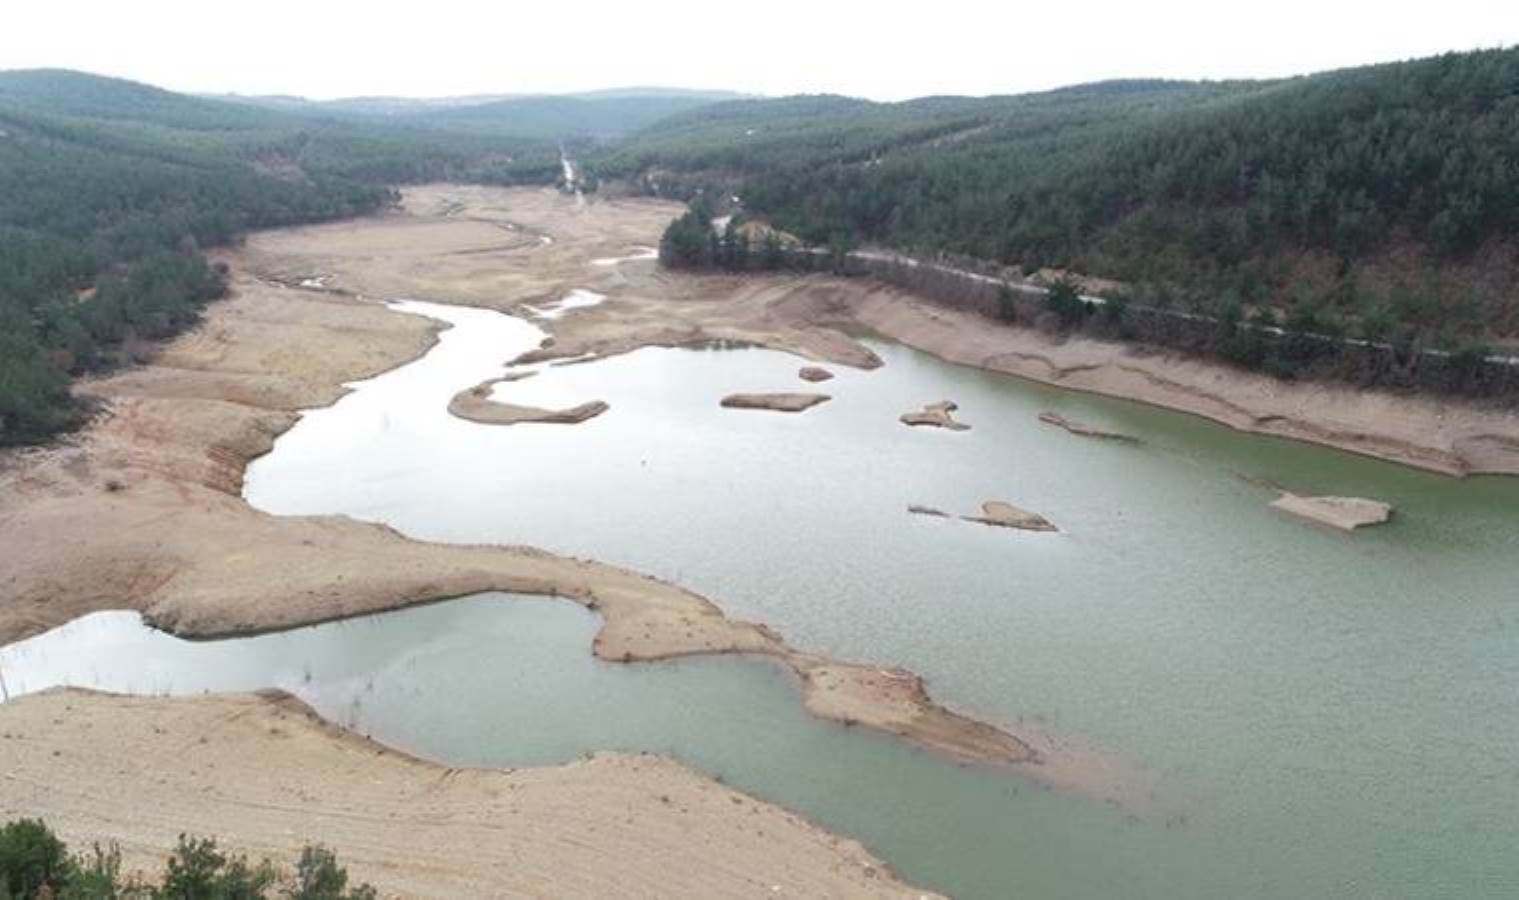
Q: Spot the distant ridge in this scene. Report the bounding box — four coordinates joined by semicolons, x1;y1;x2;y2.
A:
202;86;753;134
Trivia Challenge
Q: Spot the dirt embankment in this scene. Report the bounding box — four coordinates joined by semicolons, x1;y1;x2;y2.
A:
0;690;931;899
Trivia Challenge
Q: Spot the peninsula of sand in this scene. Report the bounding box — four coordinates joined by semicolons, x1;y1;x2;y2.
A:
3;183;1516;892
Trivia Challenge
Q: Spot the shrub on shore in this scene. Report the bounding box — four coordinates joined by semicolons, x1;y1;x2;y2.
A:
0;819;375;899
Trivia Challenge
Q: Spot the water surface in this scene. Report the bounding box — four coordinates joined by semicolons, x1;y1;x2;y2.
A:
13;297;1519;898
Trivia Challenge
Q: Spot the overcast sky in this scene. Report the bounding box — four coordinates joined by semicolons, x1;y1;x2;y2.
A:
4;1;1517;101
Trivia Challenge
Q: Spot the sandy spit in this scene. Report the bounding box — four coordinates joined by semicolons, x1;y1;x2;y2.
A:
721;392;832;413
450;378;609;425
0;689;934;899
1038;411;1139;443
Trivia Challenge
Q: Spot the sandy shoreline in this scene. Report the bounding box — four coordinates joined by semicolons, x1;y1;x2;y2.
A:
842;289;1519;477
0;186;1066;894
0;689;931;898
243;185;1519;477
0;265;1034;770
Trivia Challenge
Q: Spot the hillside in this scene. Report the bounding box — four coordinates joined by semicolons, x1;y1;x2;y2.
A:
406;93;740;140
609;49;1519;354
602;81;1254;177
6;53;1518;444
212;87;746;139
0;69;559;444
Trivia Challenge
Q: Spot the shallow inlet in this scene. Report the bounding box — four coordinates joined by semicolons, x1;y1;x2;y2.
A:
13;297;1519;898
524;288;606;320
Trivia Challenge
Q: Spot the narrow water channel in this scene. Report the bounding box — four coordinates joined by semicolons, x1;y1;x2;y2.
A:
8;296;1518;898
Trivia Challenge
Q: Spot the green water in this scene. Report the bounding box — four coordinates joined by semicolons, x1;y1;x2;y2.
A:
11;298;1519;897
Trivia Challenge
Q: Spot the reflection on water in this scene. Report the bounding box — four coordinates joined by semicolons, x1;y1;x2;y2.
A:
14;297;1519;898
524;288;607;320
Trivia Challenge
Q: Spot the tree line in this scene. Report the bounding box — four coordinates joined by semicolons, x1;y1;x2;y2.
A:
0;70;562;445
659;208;1518;400
631;48;1519;395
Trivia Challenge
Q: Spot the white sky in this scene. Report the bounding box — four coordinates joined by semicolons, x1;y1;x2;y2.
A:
3;1;1517;101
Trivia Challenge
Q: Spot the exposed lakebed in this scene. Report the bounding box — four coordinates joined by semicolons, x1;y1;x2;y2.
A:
7;296;1519;898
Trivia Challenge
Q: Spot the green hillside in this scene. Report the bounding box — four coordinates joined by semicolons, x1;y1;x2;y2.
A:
612;49;1519;349
5;52;1517;443
0;69;558;444
212;87;745;139
406;93;740;140
602;80;1253;177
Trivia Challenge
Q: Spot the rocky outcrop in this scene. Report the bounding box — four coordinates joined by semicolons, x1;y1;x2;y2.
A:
720;393;831;413
962;501;1059;533
1270;494;1393;531
901;401;970;431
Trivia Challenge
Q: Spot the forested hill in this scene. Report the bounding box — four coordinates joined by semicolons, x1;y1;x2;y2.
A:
0;69;560;444
607;48;1519;351
601;80;1256;178
213;87;748;140
404;94;743;140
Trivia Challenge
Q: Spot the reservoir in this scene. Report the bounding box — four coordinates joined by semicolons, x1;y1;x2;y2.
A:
7;297;1518;898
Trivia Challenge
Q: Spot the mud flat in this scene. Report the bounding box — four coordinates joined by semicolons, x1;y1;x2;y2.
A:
963;501;1059;533
1038;411;1139;443
0;689;931;898
721;392;831;413
901;401;970;431
799;366;835;383
1270;493;1394;531
449;378;609;425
